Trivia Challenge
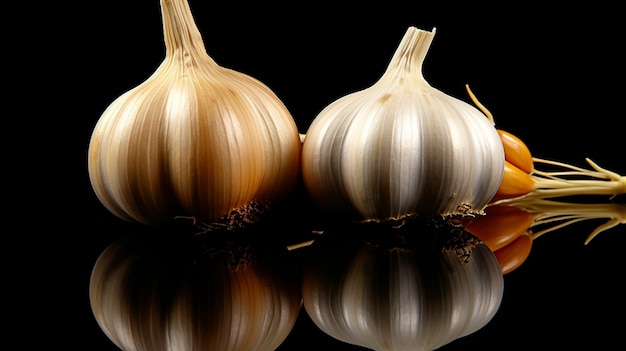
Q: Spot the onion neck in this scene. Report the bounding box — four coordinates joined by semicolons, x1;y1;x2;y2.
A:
161;0;216;66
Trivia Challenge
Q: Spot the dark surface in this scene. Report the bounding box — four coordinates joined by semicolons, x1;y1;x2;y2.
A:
16;1;624;350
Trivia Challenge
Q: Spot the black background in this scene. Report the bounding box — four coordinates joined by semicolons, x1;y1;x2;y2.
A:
15;0;624;350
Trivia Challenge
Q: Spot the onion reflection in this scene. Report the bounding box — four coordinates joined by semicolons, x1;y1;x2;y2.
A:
300;218;504;351
89;228;302;351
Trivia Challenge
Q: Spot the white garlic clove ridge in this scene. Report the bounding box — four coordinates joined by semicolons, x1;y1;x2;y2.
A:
302;27;504;221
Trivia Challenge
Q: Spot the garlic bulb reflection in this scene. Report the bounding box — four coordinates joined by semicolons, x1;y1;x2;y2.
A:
301;219;504;351
89;231;302;351
88;0;301;225
301;27;504;221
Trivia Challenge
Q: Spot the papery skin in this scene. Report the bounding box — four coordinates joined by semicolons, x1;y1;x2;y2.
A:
88;0;301;225
301;27;504;221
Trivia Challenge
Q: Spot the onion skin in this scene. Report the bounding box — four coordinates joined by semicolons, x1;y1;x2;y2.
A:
498;130;534;174
489;130;535;203
492;161;535;201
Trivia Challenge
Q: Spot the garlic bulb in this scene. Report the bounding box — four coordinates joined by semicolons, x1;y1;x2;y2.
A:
90;231;302;351
301;219;504;351
88;0;301;225
301;27;504;221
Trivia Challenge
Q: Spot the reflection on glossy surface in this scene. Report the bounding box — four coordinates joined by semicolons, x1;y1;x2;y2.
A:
301;219;504;351
464;193;625;274
492;155;625;269
89;228;302;351
506;200;625;243
463;204;535;252
86;198;625;351
457;122;626;274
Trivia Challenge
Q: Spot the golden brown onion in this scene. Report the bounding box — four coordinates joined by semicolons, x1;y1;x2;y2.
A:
88;0;301;225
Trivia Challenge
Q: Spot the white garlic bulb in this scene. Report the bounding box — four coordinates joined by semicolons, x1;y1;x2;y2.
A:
301;220;504;351
88;0;301;225
301;27;504;221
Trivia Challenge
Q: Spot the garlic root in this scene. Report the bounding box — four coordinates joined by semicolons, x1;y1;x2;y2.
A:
528;157;626;199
